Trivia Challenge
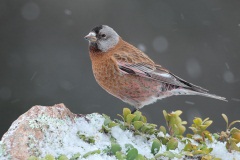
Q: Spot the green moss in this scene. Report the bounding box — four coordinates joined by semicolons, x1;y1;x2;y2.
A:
77;132;95;144
82;150;101;158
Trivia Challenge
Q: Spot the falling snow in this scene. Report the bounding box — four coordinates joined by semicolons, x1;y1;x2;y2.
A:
153;36;168;53
225;62;230;70
21;2;40;20
64;9;72;15
59;80;74;91
186;58;202;79
231;98;240;102
185;101;195;105
30;72;37;81
223;70;235;83
137;43;147;52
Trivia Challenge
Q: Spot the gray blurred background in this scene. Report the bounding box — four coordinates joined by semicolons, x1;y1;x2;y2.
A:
0;0;240;137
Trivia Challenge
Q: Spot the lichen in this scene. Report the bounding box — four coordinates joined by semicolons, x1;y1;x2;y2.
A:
28;114;66;130
1;108;240;160
0;141;10;160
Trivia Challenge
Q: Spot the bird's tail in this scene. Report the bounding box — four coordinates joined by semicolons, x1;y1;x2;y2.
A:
193;92;227;101
171;88;227;102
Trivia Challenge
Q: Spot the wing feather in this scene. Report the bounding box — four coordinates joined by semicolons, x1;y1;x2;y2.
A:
115;60;208;92
112;41;208;93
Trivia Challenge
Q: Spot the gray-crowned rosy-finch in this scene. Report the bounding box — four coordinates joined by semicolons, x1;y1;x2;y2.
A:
85;25;227;112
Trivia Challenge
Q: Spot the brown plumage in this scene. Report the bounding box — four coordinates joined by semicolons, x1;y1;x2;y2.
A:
85;25;227;110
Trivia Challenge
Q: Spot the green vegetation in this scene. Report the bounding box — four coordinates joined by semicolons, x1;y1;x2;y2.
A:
77;132;95;144
218;114;240;152
27;108;240;160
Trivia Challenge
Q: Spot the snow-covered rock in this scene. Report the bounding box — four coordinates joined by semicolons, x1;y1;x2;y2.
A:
1;104;240;160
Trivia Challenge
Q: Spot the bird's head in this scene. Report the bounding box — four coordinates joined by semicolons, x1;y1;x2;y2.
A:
85;25;119;52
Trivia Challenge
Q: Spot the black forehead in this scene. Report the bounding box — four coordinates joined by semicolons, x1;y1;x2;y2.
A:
91;25;103;34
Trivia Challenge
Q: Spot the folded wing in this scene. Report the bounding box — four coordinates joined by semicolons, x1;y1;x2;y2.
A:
117;61;208;93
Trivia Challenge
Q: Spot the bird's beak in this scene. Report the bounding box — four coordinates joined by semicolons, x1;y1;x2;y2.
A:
84;32;97;42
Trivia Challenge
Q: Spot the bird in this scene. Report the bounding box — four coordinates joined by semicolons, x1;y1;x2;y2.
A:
84;25;227;113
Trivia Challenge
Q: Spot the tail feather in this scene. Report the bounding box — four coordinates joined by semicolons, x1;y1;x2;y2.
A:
171;88;227;102
170;73;209;92
194;91;227;102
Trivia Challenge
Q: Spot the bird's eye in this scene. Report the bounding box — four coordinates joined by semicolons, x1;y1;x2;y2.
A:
102;34;106;37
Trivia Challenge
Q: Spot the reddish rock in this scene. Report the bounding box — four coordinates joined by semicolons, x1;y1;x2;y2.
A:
0;103;76;160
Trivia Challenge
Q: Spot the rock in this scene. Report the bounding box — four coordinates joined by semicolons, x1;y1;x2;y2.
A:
2;104;240;160
0;103;76;160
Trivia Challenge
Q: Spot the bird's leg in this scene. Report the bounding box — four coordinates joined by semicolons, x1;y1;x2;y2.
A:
131;108;138;114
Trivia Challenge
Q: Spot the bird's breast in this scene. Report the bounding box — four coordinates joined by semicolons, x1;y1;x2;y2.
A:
91;55;121;92
92;58;159;97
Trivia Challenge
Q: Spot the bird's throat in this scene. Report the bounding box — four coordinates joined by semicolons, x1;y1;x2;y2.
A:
89;42;101;53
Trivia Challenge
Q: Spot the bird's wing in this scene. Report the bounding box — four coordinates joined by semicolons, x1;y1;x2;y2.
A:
112;41;208;92
114;58;208;92
155;65;209;92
